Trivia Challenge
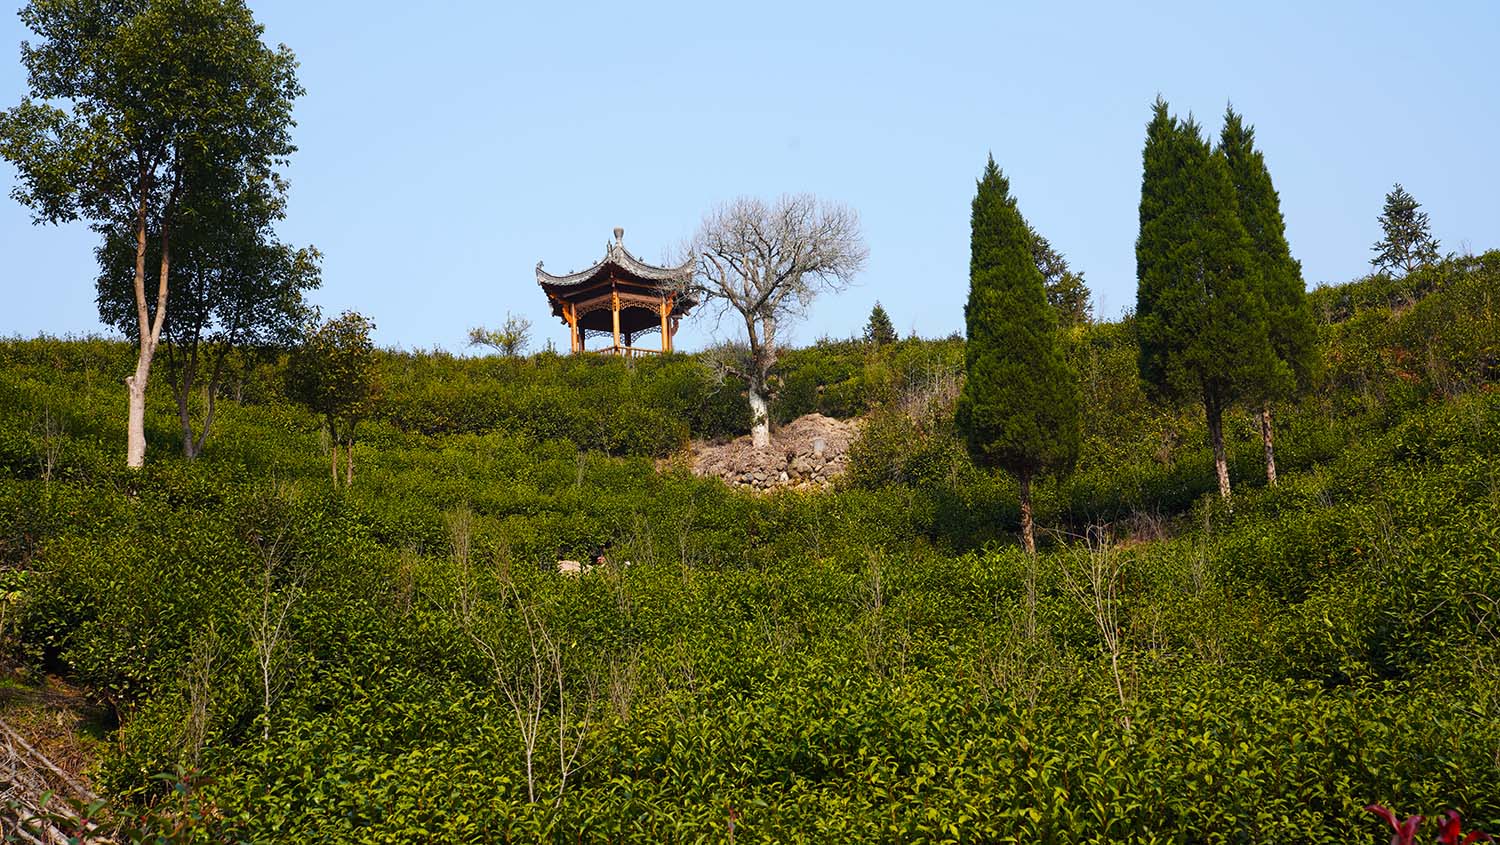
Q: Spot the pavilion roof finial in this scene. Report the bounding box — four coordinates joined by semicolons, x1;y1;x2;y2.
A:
613;226;624;245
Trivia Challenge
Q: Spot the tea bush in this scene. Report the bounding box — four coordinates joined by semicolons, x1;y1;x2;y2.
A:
1;255;1497;842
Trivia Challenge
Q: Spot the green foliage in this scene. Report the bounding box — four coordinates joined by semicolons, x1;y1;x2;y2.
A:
847;407;974;494
770;339;877;424
286;312;377;480
0;0;305;468
1372;183;1442;276
1136;101;1284;497
769;334;964;427
1220;107;1320;397
93;167;320;358
863;301;898;346
95;176;320;458
0;0;302;228
1030;224;1094;327
467;313;532;357
371;351;745;455
1315;252;1500;411
1;245;1498;840
956;156;1081;482
1136;103;1278;408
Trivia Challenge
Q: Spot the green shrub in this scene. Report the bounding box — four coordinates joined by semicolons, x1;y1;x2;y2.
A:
3;276;1500;841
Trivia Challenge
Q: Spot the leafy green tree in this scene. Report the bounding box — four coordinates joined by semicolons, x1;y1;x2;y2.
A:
864;302;897;346
0;0;303;468
956;156;1080;553
468;313;533;357
287;312;378;486
1028;226;1093;327
1135;101;1276;500
1220;107;1320;486
1371;183;1441;276
96;173;320;459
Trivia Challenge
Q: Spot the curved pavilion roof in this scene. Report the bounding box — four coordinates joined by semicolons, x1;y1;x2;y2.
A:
536;230;698;335
536;233;694;293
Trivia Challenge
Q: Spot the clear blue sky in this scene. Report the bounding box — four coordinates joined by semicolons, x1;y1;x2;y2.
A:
2;1;1496;352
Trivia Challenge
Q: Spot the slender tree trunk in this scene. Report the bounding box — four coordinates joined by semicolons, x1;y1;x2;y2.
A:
1018;471;1036;556
127;244;171;467
127;183;153;469
125;162;178;469
1205;397;1232;500
126;354;152;468
331;442;339;486
748;378;770;449
344;430;354;486
1260;404;1277;487
746;319;774;450
173;345;199;459
191;351;227;458
177;291;220;459
176;391;197;458
192;398;214;459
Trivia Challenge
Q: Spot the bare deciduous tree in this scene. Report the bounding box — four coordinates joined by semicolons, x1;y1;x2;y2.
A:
184;622;225;766
685;195;867;448
448;507;597;805
1057;525;1130;723
33;402;61;484
249;526;306;741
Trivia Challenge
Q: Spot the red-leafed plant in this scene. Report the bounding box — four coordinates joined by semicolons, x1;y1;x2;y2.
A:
1366;805;1495;845
1438;811;1497;845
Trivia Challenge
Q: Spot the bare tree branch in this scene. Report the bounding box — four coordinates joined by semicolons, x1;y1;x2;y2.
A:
681;194;867;447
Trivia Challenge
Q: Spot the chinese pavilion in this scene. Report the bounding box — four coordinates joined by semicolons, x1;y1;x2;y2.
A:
536;228;697;357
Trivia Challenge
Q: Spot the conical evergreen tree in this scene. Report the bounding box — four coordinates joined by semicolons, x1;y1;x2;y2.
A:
864;301;897;346
1137;97;1178;257
956;155;1080;553
1371;184;1441;275
1135;105;1275;500
1028;224;1093;327
1220;107;1318;486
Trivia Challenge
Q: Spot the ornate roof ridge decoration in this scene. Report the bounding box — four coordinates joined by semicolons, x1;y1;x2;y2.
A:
536;227;694;288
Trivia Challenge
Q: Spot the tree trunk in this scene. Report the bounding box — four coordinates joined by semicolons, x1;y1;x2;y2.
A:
126;354;151;468
176;392;198;459
173;349;199;459
125;165;177;469
344;432;354;487
744;315;775;450
127;183;152;470
127;236;170;468
1206;398;1232;500
748;380;770;449
192;373;221;459
1018;471;1036;556
1260;404;1277;487
331;441;339;486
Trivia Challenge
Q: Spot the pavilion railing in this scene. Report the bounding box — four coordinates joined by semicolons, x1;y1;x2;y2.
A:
595;345;663;358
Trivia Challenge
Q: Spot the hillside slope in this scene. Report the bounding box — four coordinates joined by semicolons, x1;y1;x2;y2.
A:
0;253;1495;841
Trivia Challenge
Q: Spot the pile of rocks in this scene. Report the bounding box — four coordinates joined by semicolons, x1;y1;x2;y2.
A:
689;413;860;492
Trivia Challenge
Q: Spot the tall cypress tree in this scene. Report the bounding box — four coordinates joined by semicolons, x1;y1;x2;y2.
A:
1220;107;1318;486
1135;104;1275;500
956;155;1080;553
1137;97;1178;283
